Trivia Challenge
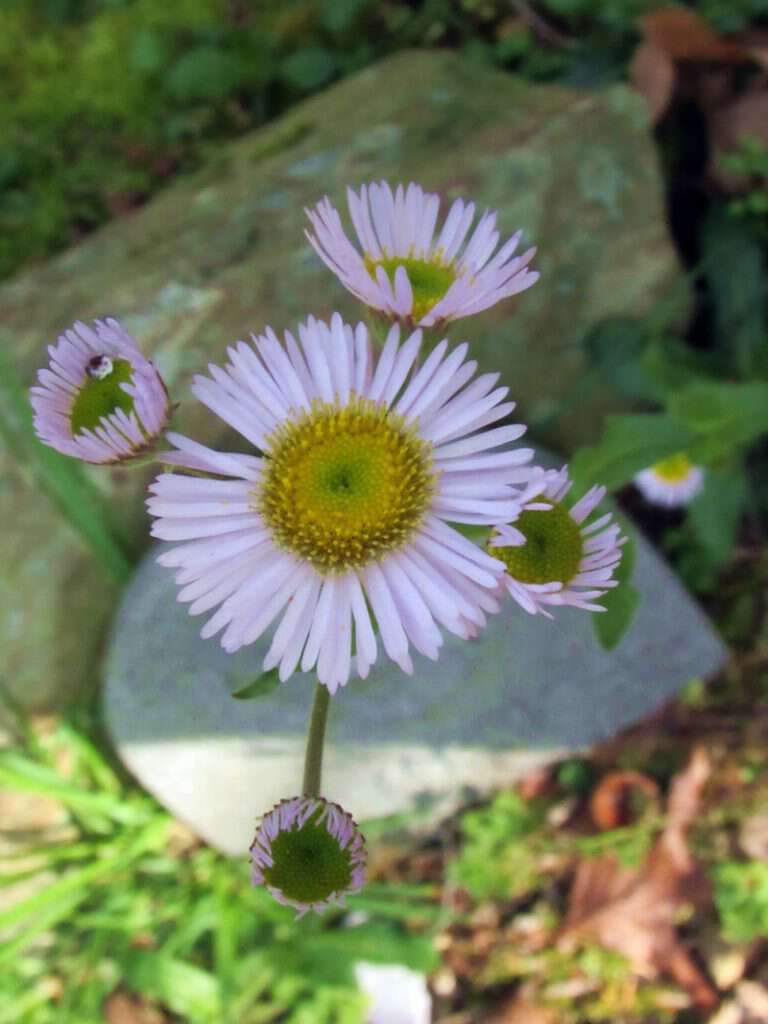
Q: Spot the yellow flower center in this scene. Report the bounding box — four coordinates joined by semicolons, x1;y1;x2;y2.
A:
492;502;583;585
651;453;693;484
258;397;435;573
365;254;457;321
70;357;135;435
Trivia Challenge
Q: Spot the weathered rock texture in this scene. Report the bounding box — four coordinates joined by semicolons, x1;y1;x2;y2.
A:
0;50;683;710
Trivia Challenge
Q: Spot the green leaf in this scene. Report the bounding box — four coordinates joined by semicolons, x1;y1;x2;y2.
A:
713;861;768;943
581;317;661;402
593;524;641;650
702;206;767;377
164;47;247;103
310;923;439;973
122;951;221;1022
592;580;640;650
570;414;693;492
279;48;337;90
321;0;367;32
231;668;280;700
687;466;747;567
668;380;768;461
0;349;133;582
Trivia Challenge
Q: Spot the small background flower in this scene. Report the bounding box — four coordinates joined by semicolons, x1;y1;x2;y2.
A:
490;466;626;616
634;454;705;508
30;318;169;464
354;962;432;1024
149;314;533;692
250;796;366;917
306;181;538;326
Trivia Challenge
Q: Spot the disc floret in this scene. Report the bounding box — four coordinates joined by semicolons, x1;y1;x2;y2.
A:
490;467;626;616
258;396;435;573
250;796;366;917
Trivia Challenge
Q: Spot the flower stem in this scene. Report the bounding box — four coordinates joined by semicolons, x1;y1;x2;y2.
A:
302;683;331;797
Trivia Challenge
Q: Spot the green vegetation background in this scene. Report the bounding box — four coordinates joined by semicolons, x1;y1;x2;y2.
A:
2;0;766;284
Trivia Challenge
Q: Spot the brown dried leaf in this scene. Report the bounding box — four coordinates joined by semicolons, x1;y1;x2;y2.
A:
631;41;677;123
589;770;660;829
103;992;167;1024
559;749;717;1010
708;87;768;191
484;993;562;1024
639;6;751;63
739;810;768;861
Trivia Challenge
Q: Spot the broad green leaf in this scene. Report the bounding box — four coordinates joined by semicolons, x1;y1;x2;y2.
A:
231;668;280;700
122;951;221;1022
0;348;133;582
593;579;641;650
702;206;767;377
592;525;641;650
310;923;439;973
687;466;747;568
669;380;768;461
164;47;247;102
570;414;693;491
581;317;661;402
279;47;337;90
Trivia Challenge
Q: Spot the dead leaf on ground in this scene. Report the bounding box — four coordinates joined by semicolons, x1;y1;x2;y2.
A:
708;87;768;191
558;748;718;1011
739;810;768;861
630;6;767;122
639;7;753;63
103;991;167;1024
483;992;562;1024
589;770;660;829
630;42;677;123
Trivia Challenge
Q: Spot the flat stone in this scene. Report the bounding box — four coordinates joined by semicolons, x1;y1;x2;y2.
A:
0;50;684;712
104;525;726;855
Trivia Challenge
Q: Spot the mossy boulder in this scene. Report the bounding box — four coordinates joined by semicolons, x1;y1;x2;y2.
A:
0;50;684;711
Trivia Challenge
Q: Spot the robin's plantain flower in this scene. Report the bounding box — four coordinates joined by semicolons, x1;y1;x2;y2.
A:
305;182;538;327
490;467;626;617
634;454;704;508
250;796;366;917
30;318;169;464
148;314;533;692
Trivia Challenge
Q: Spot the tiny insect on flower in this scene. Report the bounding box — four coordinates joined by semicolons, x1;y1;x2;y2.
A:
30;318;170;465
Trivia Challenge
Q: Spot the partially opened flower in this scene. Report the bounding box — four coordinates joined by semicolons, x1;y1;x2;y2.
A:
634;454;704;508
30;318;169;464
148;314;533;692
250;796;366;917
490;467;626;616
305;182;538;327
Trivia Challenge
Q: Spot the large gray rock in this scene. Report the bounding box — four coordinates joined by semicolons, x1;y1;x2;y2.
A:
104;532;726;855
0;50;684;712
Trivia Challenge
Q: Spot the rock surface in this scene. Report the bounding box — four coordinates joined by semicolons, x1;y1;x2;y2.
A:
0;50;684;711
104;527;726;855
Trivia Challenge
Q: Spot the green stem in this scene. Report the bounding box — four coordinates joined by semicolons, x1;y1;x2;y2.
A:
302;683;331;798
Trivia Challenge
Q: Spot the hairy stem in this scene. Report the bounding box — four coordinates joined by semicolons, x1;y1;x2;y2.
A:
302;683;331;797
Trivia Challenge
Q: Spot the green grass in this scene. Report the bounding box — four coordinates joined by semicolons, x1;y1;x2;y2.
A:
0;712;439;1023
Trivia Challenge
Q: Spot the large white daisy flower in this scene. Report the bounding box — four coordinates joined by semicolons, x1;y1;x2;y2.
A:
30;318;169;464
148;314;533;693
305;182;539;327
634;454;704;508
490;467;626;617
